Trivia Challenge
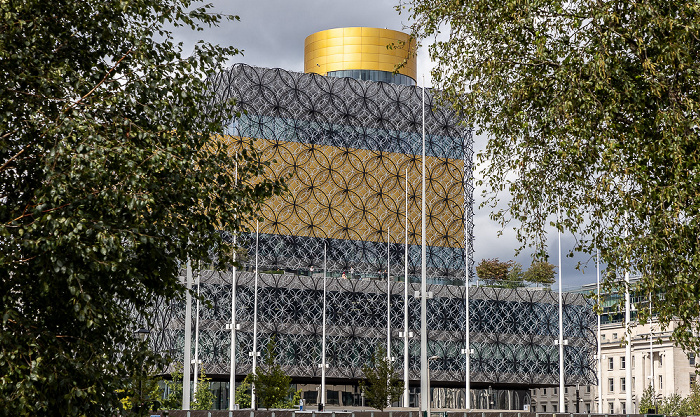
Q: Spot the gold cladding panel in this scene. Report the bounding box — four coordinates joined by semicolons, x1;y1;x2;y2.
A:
219;135;464;248
304;27;417;80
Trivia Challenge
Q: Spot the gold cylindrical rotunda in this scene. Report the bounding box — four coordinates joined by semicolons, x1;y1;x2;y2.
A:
304;27;417;85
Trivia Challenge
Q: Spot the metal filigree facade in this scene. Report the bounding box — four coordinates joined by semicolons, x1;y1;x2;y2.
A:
150;65;597;406
152;271;596;388
207;64;474;282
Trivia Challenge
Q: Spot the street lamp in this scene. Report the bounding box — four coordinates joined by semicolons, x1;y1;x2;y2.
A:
134;328;150;416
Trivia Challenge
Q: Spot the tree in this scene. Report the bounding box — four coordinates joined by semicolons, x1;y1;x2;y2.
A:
476;258;511;283
0;1;284;415
402;0;700;352
250;337;299;409
685;379;700;416
476;258;524;288
659;393;690;417
639;385;658;414
191;366;215;411
235;375;253;409
119;364;162;415
160;363;214;410
359;345;404;411
523;261;556;287
506;262;525;288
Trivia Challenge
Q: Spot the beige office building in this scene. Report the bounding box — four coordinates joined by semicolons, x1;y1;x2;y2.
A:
531;280;697;414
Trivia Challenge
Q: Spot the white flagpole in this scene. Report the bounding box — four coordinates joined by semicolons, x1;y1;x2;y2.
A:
229;159;239;410
388;226;392;363
625;226;632;412
650;292;654;393
558;199;565;412
597;248;603;413
404;167;410;408
464;132;471;410
321;243;327;410
193;267;201;396
420;76;429;417
229;239;238;410
251;220;259;409
183;259;193;410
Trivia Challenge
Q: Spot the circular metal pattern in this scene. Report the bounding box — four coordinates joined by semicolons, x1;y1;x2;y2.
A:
153;270;596;388
208;64;474;283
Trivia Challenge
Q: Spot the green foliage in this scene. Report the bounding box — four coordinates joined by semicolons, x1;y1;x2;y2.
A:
506;263;525;287
192;366;214;410
401;0;700;351
235;375;253;409
685;379;700;416
523;261;556;287
476;258;524;288
359;345;404;411
0;0;284;415
639;385;657;414
659;392;690;417
124;369;163;415
161;363;183;410
250;337;298;409
637;382;700;417
159;362;215;410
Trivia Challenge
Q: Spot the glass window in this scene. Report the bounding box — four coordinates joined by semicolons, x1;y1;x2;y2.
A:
621;377;626;392
659;375;663;390
609;402;615;414
542;405;547;412
659;355;663;366
543;388;547;395
304;390;317;404
613;332;618;339
690;353;696;366
622;403;626;414
586;404;591;413
327;390;339;405
609;357;614;370
621;356;626;369
691;374;696;389
609;378;614;392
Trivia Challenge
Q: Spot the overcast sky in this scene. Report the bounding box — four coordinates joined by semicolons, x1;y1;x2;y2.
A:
170;0;599;290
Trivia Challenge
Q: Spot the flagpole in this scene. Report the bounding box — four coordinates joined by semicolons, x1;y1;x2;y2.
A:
388;226;392;363
387;226;392;408
464;128;471;410
229;159;239;410
404;167;410;408
193;267;201;396
558;199;565;412
420;76;429;417
229;239;238;410
650;292;654;393
321;243;327;410
251;220;259;409
183;259;193;410
597;248;603;413
625;226;632;412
